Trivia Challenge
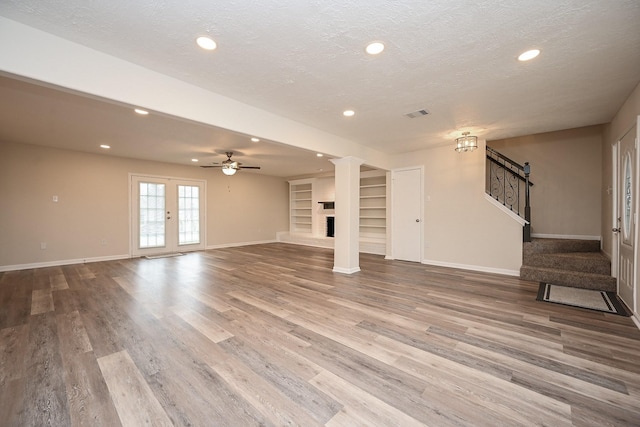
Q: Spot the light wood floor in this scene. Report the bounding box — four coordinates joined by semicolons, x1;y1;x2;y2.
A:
1;243;639;426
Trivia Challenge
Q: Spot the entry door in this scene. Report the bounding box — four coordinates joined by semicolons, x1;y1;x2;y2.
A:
131;175;205;257
391;167;423;262
617;124;636;311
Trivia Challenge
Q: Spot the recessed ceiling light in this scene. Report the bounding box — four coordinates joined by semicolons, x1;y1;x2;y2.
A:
191;158;199;162
343;110;355;117
518;49;540;61
251;137;260;142
316;153;323;157
134;108;149;115
365;42;385;55
196;36;217;51
100;144;110;149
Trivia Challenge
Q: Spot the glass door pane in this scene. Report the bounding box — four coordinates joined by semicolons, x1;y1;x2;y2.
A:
178;185;200;245
139;182;166;248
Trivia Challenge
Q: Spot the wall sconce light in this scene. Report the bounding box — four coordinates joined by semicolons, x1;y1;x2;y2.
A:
455;132;478;152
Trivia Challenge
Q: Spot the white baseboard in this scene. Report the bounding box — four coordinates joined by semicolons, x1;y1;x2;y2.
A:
278;232;386;255
277;231;334;247
0;254;130;272
422;259;520;277
206;239;277;250
360;249;386;255
284;241;334;250
333;266;361;274
531;233;601;241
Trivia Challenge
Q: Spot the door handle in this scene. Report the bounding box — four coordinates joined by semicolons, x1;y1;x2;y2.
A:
612;227;620;233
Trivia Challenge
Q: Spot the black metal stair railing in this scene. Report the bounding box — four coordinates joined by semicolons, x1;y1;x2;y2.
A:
486;146;533;242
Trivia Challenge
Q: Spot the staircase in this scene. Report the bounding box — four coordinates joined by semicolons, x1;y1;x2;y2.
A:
486;146;616;292
520;238;616;292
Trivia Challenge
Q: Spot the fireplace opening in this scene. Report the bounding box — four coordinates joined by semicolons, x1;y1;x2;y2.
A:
326;217;335;238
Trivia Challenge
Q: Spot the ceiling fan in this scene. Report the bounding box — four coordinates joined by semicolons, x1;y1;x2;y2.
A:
200;151;261;175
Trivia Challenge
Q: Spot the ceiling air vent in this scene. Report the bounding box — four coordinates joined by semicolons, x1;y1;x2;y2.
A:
404;109;429;119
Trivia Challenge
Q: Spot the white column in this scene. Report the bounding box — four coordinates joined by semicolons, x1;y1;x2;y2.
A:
330;157;364;274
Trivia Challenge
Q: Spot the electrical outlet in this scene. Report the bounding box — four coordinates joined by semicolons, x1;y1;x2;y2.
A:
40;242;47;250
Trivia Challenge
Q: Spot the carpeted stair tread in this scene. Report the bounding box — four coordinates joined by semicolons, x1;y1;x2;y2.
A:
523;251;611;275
523;238;601;255
520;238;615;292
520;265;616;292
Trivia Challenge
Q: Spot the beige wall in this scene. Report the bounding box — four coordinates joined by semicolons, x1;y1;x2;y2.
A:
392;140;523;275
602;81;640;258
0;142;289;269
489;126;603;238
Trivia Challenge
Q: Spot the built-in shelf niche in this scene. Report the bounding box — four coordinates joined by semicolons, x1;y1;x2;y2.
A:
359;170;388;244
289;180;313;234
288;171;388;255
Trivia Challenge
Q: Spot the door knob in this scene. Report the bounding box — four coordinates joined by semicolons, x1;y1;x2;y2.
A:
612;227;620;233
416;219;420;222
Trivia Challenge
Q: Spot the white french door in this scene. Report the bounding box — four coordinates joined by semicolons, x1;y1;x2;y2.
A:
616;123;637;312
131;175;206;257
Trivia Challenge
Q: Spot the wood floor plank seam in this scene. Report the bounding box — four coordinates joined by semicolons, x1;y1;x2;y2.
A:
457;342;640;412
428;325;630;394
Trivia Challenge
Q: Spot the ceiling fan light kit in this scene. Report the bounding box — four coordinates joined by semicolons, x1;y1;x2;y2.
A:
222;165;237;175
200;151;261;175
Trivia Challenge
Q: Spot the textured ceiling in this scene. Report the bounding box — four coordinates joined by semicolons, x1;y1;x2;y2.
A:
0;0;639;175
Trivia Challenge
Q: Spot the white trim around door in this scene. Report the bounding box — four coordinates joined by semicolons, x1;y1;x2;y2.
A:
612;118;639;317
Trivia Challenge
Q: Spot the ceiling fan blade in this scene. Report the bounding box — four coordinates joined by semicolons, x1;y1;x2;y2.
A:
200;152;260;172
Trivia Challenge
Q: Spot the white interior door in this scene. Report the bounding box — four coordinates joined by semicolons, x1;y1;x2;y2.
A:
391;167;423;262
617;124;636;311
131;175;205;257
